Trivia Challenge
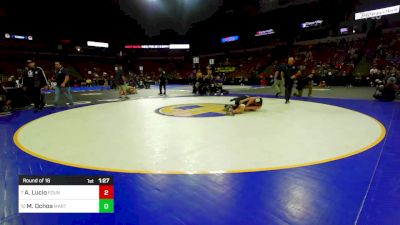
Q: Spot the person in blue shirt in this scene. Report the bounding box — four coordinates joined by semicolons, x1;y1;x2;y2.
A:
54;61;74;107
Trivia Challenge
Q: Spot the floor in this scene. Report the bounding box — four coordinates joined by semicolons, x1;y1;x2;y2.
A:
1;85;399;225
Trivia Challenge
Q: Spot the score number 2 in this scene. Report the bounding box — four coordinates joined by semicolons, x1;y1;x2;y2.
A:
100;185;114;199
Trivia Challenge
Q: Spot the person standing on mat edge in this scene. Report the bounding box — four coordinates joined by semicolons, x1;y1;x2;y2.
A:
115;64;128;100
54;61;74;107
276;57;301;104
273;63;284;97
22;59;49;112
159;67;167;96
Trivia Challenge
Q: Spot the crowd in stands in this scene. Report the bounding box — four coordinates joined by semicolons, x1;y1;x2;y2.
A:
0;75;31;114
289;39;364;87
367;32;400;86
365;32;400;101
2;32;400;114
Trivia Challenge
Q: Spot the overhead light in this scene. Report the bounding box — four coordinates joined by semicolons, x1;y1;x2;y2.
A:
169;44;190;49
301;20;323;28
87;41;109;48
255;29;275;37
13;35;26;40
125;44;189;49
4;33;33;40
221;35;239;43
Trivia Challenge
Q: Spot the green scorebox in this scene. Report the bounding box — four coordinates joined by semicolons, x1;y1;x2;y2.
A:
99;199;114;213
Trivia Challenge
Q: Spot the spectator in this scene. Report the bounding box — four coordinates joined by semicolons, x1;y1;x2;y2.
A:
54;61;74;107
86;78;93;87
273;65;283;97
373;77;398;101
158;67;167;96
294;69;311;97
194;70;203;94
0;83;12;114
22;60;49;112
115;64;128;99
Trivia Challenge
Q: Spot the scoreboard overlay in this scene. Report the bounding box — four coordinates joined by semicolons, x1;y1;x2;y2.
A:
18;175;114;213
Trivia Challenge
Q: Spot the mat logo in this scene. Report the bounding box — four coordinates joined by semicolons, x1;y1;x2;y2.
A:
156;103;227;117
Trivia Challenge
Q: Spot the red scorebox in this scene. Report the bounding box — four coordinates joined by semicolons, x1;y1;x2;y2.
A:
99;185;114;199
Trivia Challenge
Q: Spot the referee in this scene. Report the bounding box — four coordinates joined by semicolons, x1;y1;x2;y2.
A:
22;60;49;112
276;57;301;104
158;67;167;95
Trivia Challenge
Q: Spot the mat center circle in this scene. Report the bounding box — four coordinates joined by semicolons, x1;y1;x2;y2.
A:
14;97;385;174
